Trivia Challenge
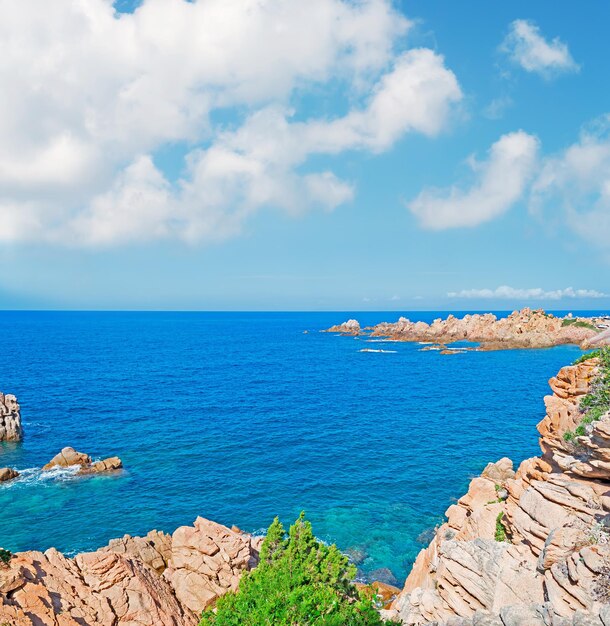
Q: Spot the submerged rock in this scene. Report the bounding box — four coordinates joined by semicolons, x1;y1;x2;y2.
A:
0;393;22;442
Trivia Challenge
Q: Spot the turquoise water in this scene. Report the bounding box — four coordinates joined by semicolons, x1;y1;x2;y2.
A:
0;311;595;583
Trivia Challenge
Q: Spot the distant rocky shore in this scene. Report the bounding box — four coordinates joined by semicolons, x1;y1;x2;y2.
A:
325;308;610;351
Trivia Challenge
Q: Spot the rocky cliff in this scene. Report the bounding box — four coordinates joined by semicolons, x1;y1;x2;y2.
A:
326;309;610;350
383;352;610;625
0;517;261;626
0;392;22;442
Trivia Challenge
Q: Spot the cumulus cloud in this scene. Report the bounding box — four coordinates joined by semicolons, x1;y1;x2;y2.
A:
501;19;579;78
531;115;610;251
408;131;539;229
448;286;608;300
0;0;463;246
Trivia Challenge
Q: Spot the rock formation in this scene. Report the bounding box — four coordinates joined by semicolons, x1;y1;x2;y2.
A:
163;517;262;614
325;309;609;350
0;468;18;483
0;517;261;625
324;318;361;335
0;392;22;442
43;446;123;475
383;355;610;625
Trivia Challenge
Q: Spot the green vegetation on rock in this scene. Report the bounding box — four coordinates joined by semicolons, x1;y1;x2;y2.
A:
495;512;507;542
0;548;12;565
199;513;398;626
565;347;610;444
562;318;597;331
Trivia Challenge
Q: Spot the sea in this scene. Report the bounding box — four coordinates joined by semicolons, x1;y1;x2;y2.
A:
0;310;603;584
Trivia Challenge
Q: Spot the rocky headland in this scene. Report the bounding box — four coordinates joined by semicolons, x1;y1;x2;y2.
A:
383;350;610;625
325;309;610;351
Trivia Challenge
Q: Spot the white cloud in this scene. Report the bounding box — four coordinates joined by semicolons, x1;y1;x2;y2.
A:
408;131;539;229
531;115;610;251
448;286;608;300
501;19;579;78
0;0;463;246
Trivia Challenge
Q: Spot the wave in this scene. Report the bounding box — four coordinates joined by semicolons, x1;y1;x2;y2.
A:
1;465;81;489
359;349;397;354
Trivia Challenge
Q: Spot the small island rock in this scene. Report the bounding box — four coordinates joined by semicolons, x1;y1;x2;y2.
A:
0;393;22;442
43;446;122;475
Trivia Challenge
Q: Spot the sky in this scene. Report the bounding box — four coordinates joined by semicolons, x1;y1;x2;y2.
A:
1;0;609;311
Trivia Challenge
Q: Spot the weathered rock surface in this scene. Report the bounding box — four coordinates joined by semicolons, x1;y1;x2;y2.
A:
103;530;172;574
0;517;261;625
0;549;196;626
42;446;123;475
0;392;22;442
0;467;19;483
324;318;361;335
163;517;261;614
385;358;610;625
326;309;605;350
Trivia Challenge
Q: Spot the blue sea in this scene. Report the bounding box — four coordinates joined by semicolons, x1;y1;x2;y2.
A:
0;311;601;584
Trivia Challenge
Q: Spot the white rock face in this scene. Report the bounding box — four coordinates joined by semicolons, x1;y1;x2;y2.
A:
0;393;22;442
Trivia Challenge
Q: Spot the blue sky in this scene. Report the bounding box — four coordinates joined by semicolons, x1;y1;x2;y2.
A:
1;0;609;311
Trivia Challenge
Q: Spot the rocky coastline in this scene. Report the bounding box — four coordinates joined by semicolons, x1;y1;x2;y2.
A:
383;350;610;625
2;346;610;624
325;309;610;351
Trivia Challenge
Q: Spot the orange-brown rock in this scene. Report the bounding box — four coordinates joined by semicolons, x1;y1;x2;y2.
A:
42;446;92;469
385;357;610;625
324;318;361;335
0;549;196;626
43;446;123;475
0;517;261;625
0;467;19;483
103;530;172;574
163;516;260;614
356;581;402;609
327;309;605;351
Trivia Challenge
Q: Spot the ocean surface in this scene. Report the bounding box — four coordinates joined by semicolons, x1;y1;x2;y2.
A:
0;310;602;583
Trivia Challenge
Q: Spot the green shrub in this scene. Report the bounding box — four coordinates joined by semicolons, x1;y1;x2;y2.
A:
199;513;398;626
573;349;601;365
575;424;586;437
495;512;507;542
0;548;11;565
563;430;576;442
562;318;597;331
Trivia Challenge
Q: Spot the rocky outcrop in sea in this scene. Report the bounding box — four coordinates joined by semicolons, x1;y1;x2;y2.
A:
326;309;610;350
0;392;22;442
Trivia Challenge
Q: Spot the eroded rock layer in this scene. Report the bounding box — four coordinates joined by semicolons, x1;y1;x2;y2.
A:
0;517;260;625
384;357;610;625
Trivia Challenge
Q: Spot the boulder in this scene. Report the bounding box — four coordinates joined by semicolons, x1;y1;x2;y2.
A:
0;468;18;483
163;516;260;614
43;447;123;475
43;446;92;469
